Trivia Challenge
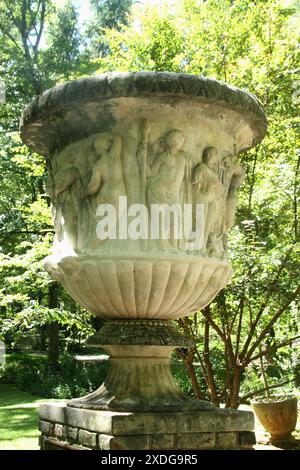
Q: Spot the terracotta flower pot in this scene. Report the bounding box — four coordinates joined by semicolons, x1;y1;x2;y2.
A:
251;396;298;443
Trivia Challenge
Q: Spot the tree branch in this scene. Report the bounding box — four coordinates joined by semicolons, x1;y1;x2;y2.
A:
201;305;226;340
33;0;46;54
243;284;300;365
248;335;300;364
240;249;294;360
28;0;42;33
240;378;293;401
0;25;23;52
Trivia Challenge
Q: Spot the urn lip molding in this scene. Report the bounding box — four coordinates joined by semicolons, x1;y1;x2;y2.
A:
20;71;267;157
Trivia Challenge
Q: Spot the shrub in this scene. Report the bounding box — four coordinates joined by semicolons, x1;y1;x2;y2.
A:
0;353;109;399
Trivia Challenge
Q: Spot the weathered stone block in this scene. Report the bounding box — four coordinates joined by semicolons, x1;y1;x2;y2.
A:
39;420;53;436
78;429;97;448
39;404;254;436
66;426;78;442
98;434;115;450
112;435;150;450
54;423;67;439
175;433;215;449
39;404;255;450
39;435;46;450
151;433;174;449
216;432;238;449
108;409;254;435
238;431;256;448
98;434;150;450
39;403;67;424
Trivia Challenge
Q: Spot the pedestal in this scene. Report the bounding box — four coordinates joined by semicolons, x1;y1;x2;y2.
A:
39;404;255;450
38;320;256;450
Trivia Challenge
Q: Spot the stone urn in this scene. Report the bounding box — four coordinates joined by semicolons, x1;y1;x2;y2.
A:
251;396;298;444
20;72;267;450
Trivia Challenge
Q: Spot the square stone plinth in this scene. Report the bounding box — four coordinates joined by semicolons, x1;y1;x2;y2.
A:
39;403;255;450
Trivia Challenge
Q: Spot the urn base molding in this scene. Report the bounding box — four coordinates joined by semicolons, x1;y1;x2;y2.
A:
67;320;213;412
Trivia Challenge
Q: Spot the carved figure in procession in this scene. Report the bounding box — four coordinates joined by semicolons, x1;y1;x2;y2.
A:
84;132;126;252
85;133;126;207
54;152;83;249
207;233;224;258
192;146;224;254
146;129;191;251
216;154;245;249
221;166;245;249
147;129;187;205
218;155;232;188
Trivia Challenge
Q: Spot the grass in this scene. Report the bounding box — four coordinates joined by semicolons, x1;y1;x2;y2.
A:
0;384;51;450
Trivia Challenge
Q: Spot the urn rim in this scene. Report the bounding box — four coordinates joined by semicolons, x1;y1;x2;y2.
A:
20;71;267;156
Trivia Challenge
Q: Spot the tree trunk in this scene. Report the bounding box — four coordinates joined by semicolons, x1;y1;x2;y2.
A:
39;325;47;351
203;316;220;407
48;283;60;366
186;358;203;400
48;321;59;366
227;365;242;409
178;348;203;400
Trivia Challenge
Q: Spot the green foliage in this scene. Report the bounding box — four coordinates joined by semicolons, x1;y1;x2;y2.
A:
0;353;109;398
0;0;299;404
85;0;133;58
90;0;133;29
43;1;81;81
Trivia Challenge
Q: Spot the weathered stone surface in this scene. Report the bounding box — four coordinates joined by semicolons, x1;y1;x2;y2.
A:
21;72;267;158
110;435;150;450
98;433;150;451
28;72;265;450
109;409;254;435
78;429;97;448
151;433;174;450
39;402;67;424
66;426;78;441
175;432;215;449
98;434;115;450
88;320;194;347
68;343;213;412
239;431;256;448
21;77;261;324
39;404;123;434
39;420;53;436
39;404;254;436
39;407;256;450
53;423;67;439
216;432;238;449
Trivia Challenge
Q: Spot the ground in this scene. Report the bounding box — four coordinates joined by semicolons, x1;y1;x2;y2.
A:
0;384;299;450
0;384;55;450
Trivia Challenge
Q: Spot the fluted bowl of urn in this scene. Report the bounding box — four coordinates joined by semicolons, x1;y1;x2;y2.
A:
20;72;266;321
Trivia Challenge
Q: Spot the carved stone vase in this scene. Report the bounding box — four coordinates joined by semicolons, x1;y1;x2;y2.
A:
21;72;267;450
